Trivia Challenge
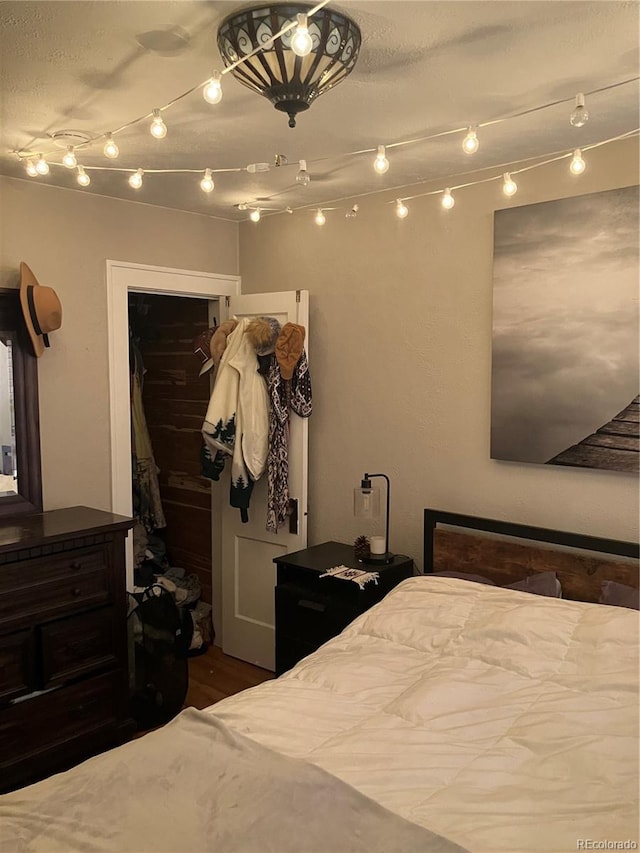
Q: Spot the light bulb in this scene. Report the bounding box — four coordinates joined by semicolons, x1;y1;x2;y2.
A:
570;148;586;175
291;13;313;57
570;93;589;128
63;146;77;169
129;169;144;190
396;199;408;219
76;166;90;187
25;159;38;177
203;72;223;105
250;208;261;223
296;159;310;187
35;154;49;175
441;188;455;210
462;126;479;154
315;209;326;226
502;173;518;197
200;168;215;193
104;133;119;159
374;145;389;175
150;109;167;139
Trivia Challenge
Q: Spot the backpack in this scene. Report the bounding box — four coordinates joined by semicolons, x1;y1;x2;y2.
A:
127;585;191;730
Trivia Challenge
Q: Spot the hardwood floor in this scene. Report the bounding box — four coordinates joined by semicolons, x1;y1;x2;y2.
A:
184;644;274;710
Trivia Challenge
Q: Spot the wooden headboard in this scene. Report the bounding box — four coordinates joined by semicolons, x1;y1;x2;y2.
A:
424;509;639;603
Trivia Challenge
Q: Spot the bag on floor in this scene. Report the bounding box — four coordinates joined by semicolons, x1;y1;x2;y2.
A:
127;584;191;730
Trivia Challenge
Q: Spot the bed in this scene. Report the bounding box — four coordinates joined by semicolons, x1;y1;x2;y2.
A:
2;509;638;853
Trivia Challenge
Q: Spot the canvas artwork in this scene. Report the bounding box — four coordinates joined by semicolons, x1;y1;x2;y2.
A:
491;184;639;473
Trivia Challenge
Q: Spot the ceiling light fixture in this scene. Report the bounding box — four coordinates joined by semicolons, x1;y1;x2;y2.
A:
217;3;361;128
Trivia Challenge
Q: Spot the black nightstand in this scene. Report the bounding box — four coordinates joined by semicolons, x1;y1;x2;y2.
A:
274;541;413;676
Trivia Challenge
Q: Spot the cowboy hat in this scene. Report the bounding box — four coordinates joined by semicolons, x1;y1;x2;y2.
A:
19;262;62;357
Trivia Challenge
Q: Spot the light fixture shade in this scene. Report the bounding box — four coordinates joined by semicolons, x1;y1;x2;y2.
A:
217;3;362;127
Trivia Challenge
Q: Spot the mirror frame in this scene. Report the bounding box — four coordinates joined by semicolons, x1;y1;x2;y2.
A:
0;288;43;517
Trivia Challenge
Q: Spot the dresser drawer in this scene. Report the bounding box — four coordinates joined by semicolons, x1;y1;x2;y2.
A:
0;569;110;625
0;545;110;594
0;629;35;703
0;669;121;765
40;606;118;686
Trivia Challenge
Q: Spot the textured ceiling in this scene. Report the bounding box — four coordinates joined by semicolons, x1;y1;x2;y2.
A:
1;1;638;221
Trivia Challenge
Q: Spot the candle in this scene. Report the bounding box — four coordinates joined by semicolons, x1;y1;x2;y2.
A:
369;535;385;555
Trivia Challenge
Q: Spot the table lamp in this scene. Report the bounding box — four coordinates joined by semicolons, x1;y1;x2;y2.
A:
354;472;393;564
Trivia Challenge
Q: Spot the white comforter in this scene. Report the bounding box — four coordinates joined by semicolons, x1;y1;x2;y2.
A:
209;576;639;853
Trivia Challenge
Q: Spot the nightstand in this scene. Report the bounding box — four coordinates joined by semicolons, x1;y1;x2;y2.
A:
274;541;413;676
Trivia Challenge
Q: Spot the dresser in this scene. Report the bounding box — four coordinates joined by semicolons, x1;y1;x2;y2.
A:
0;506;134;793
274;541;414;676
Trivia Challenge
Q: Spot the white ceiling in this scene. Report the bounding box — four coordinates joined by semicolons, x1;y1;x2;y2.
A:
1;1;638;221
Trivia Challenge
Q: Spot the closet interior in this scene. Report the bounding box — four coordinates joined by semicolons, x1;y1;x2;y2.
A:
128;292;217;653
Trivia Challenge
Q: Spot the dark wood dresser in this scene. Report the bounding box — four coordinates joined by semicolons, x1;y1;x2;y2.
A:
0;506;134;793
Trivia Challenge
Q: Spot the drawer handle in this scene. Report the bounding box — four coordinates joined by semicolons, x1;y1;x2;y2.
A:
71;587;82;597
70;561;83;570
298;599;325;612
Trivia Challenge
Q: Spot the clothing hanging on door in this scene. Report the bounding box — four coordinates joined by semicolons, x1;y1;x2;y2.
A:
201;317;269;522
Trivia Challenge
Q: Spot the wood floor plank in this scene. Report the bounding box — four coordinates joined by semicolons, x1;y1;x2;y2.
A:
184;645;274;711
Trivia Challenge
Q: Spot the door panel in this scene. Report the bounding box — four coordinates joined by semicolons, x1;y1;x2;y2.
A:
221;291;309;670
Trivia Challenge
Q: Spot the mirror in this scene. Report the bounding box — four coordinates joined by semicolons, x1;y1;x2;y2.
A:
0;289;42;517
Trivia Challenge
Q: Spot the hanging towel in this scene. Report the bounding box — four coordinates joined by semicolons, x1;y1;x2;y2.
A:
201;317;269;522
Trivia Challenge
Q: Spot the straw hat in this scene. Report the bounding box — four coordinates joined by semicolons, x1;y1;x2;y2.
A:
19;262;63;357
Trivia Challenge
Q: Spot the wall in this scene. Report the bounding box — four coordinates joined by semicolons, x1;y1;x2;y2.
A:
0;176;238;511
239;137;639;569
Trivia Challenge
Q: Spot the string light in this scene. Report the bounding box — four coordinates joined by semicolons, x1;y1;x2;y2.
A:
250;208;261;222
570;148;586;175
315;209;326;225
104;133;119;159
76;166;90;187
150;109;167;139
441;188;455;210
462;127;479;154
291;13;313;57
246;162;270;173
25;159;38;177
296;159;310;186
395;199;409;219
570;93;589;127
62;146;77;168
35;154;49;175
203;72;223;105
502;172;518;196
345;204;359;219
374;145;389;175
200;168;215;193
128;169;144;189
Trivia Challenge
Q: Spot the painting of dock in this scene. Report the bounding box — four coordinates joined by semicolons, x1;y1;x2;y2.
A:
548;397;639;472
491;184;639;474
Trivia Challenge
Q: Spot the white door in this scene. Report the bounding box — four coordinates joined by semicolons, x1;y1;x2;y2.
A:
220;291;309;670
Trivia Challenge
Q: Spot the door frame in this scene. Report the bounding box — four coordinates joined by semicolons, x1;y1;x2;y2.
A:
105;260;241;595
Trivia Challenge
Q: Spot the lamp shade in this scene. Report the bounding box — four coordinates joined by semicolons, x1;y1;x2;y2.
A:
217;3;362;127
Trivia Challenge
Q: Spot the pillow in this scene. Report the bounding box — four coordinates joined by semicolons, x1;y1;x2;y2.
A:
431;571;496;586
506;571;562;599
431;570;562;598
599;580;640;610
